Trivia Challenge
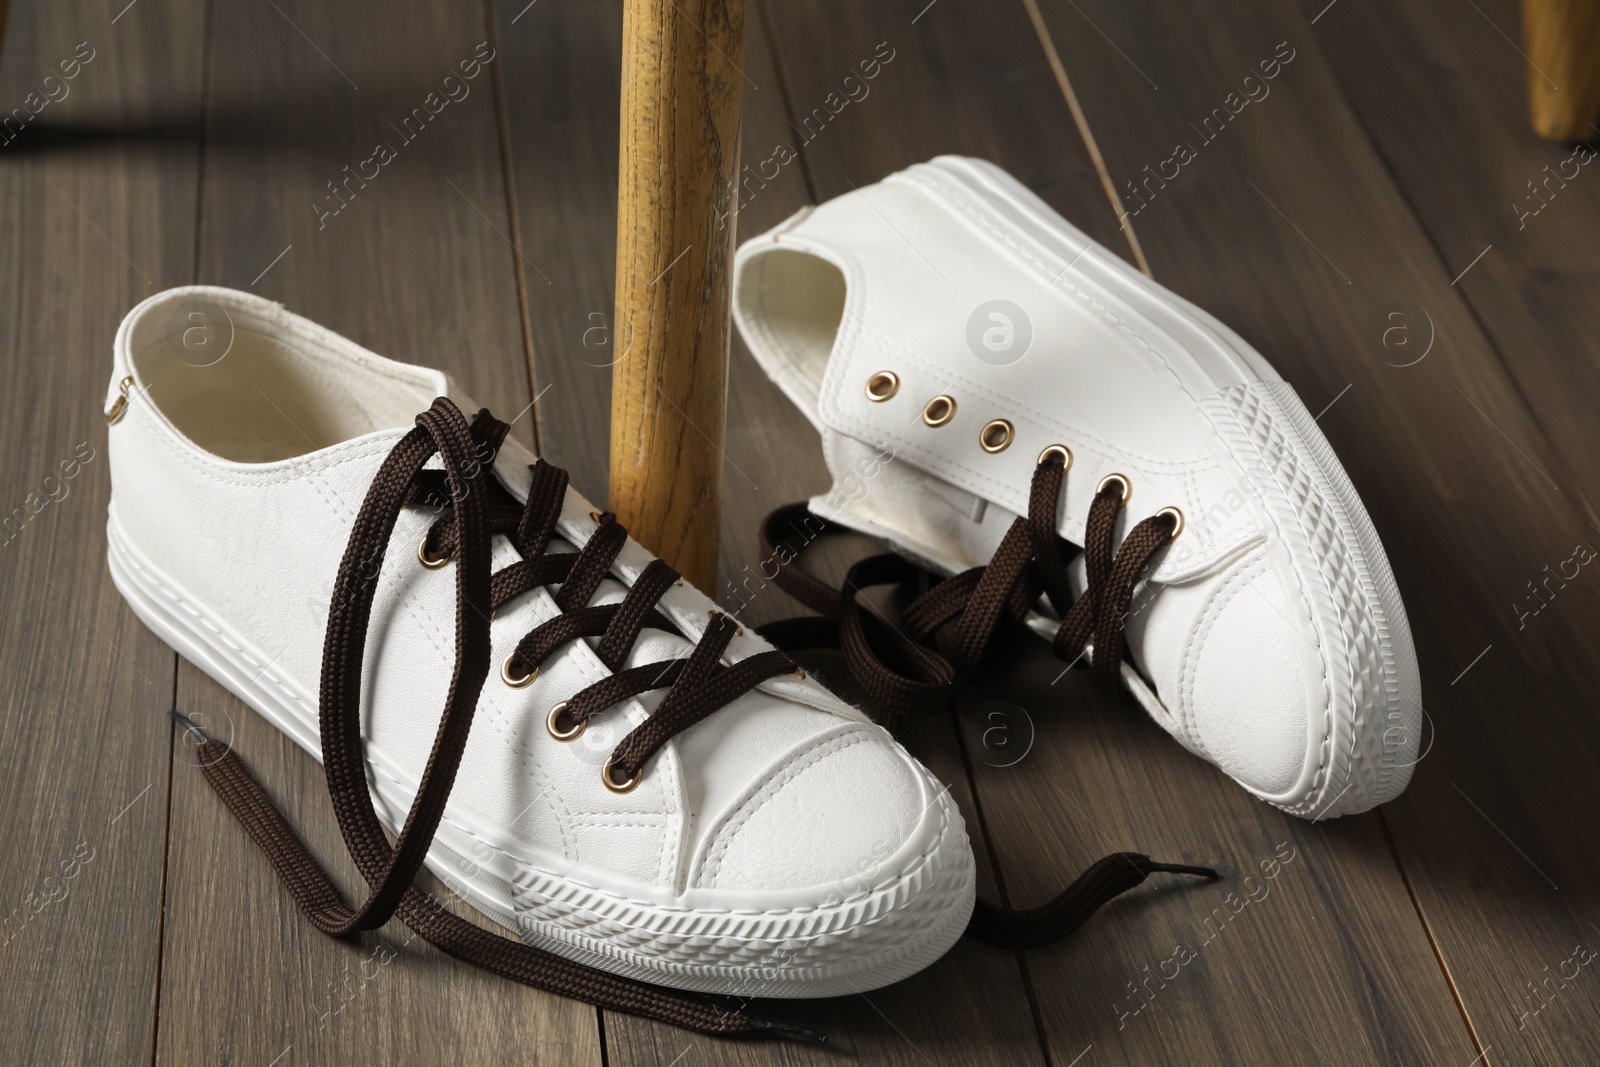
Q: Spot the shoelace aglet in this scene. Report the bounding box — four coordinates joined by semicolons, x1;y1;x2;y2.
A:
168;707;211;744
1145;859;1221;881
744;1017;828;1044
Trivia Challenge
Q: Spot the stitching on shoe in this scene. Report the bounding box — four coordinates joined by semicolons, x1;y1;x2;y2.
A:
1202;386;1340;812
505;782;959;927
904;170;1347;810
316;465;689;849
117;536;312;718
1253;382;1382;808
885;168;1208;399
840;329;1221;493
316;471;594;859
1177;548;1268;764
697;727;893;889
378;534;608;863
823;172;1261;543
852;173;1344;810
114;498;587;860
126;367;949;926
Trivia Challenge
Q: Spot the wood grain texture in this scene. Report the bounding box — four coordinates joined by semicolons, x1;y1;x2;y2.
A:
491;0;624;503
0;1;202;1063
9;0;1600;1061
1306;1;1600;1063
609;0;748;590
1521;0;1600;139
160;677;603;1067
1313;0;1600;520
191;0;535;437
153;0;598;1061
1035;0;1600;1063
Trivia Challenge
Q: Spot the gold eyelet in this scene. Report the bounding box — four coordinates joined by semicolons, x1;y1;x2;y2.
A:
921;394;957;427
418;533;453;569
589;510;603;524
979;419;1014;454
1155;506;1185;540
1037;444;1073;470
501;654;537;688
547;701;584;741
106;376;134;425
789;665;806;680
865;371;900;402
1096;473;1132;506
602;761;643;794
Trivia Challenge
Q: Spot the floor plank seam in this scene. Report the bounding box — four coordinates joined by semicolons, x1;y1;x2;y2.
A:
483;0;544;457
1377;809;1491;1066
188;0;215;295
154;2;216;1054
146;707;178;1067
1018;0;1153;275
753;0;819;205
950;707;1059;1067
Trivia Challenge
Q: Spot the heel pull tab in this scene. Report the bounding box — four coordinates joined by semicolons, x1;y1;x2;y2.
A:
106;375;134;424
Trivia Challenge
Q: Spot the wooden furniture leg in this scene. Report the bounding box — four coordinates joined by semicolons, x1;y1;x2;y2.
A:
610;0;748;591
1522;0;1600;139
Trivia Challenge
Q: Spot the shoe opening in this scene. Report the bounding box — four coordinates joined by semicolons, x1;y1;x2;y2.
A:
733;246;846;428
121;289;440;463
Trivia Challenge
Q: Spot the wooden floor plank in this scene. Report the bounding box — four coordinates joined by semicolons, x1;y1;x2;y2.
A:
152;0;599;1062
0;1;203;1063
161;678;603;1066
1034;0;1600;1063
1313;0;1600;520
494;1;1056;1062
1305;0;1600;1062
749;0;1483;1064
10;0;1593;1062
489;0;624;502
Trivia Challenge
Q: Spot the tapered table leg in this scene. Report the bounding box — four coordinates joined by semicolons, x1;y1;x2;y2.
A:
610;0;747;591
1522;0;1600;139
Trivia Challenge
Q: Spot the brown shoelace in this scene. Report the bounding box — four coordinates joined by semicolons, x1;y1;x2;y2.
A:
757;451;1218;948
175;398;818;1040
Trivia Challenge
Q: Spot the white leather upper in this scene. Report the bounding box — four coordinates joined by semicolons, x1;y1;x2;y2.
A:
106;285;959;908
733;157;1418;813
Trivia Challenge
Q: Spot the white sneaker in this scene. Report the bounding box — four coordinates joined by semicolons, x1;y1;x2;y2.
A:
732;156;1421;820
104;286;976;1012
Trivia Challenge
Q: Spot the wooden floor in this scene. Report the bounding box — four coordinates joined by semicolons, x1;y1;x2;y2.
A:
3;0;1599;1063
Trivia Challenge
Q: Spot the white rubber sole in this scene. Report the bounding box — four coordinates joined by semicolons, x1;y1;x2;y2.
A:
107;509;975;996
909;156;1422;820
